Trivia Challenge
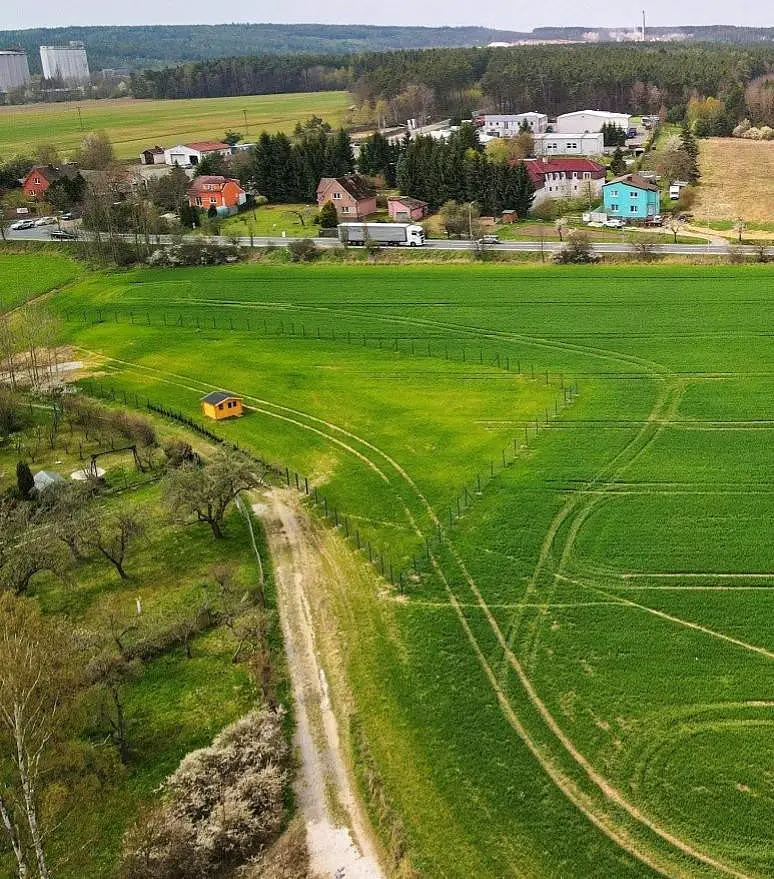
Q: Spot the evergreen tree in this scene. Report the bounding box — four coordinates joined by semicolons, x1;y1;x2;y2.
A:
318;200;339;228
679;123;701;182
610;147;627;176
511;162;536;219
16;462;34;500
327;128;355;176
179;202;200;228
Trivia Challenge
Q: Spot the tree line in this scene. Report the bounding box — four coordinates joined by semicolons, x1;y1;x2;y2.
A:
130;42;774;128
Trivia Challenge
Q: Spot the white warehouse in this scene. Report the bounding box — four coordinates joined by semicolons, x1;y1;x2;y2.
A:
480;112;549;136
533;132;605;157
40;43;90;85
555;110;630;134
0;50;31;93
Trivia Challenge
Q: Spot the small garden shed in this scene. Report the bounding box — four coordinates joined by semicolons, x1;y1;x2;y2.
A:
200;392;243;420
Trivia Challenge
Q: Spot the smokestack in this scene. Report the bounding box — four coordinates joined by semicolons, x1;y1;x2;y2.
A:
642;10;646;42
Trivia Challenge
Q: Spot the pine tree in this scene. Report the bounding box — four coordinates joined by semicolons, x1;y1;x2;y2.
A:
16;462;34;500
610;147;627;176
318;200;339;229
511;162;536;219
680;123;701;182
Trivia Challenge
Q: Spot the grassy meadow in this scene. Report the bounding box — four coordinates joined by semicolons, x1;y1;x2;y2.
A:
694;138;774;223
7;253;774;876
0;91;349;160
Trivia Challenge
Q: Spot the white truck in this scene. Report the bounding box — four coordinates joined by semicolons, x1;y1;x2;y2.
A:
338;222;426;247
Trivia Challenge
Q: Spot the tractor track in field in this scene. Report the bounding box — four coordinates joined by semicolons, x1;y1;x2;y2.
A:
72;342;761;877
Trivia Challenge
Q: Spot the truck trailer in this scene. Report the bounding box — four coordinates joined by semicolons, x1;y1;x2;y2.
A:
338;222;425;247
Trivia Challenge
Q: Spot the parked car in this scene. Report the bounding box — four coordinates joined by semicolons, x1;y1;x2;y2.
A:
49;229;78;240
59;212;75;221
477;235;500;245
10;219;35;230
33;216;55;227
603;218;625;229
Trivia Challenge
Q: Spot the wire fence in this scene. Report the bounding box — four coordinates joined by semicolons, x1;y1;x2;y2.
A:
79;366;579;594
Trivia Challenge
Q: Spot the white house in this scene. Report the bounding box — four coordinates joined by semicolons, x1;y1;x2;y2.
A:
554;110;631;134
480;112;549;136
163;141;232;167
533;132;605;157
524;158;607;206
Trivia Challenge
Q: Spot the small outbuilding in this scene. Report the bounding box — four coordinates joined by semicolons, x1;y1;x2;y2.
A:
387;196;428;222
33;470;64;493
201;391;243;420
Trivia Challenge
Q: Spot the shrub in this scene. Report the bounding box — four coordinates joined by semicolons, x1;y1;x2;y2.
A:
288;239;318;262
553;230;600;264
119;707;290;877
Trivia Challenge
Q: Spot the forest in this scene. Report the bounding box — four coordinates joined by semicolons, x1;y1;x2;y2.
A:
130;43;774;125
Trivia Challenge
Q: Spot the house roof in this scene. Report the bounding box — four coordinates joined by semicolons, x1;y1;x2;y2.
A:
387;195;428;209
24;164;79;184
143;145;164;154
201;391;241;405
558;110;629;119
184;141;231;152
188;175;242;193
605;173;659;192
522;158;606;187
317;174;376;201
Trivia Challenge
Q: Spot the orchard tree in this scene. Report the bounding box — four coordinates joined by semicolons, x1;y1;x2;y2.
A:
165;447;267;539
86;513;145;580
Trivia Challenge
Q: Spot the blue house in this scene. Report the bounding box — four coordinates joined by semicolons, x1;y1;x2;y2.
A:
602;174;661;221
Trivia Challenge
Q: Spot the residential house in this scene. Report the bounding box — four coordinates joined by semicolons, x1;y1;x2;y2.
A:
478;112;549;136
523;158;606;206
140;146;166;165
387;196;428;222
187;175;246;214
602;174;661;220
316;175;377;219
532;132;605;157
554;110;631;134
163;141;232;167
200;392;243;420
21;164;80;200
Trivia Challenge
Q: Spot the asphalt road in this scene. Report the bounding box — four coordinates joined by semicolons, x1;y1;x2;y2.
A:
5;225;773;258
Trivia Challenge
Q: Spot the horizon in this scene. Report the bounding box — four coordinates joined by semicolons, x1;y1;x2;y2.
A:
2;7;773;33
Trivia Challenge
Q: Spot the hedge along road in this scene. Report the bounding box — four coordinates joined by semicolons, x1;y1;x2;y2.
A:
5;226;771;256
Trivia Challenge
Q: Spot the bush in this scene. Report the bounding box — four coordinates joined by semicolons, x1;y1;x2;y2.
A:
288;239;319;262
147;242;241;267
119;707;290;877
553;230;600;264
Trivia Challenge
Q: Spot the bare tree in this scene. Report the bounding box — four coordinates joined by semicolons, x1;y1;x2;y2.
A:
554;217;568;242
0;594;78;879
86;513;145;580
666;215;685;244
165;448;266;539
87;651;142;764
733;217;747;243
628;232;660;262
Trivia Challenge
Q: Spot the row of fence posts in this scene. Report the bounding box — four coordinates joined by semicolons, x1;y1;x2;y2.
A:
80;367;580;594
67;307;564;381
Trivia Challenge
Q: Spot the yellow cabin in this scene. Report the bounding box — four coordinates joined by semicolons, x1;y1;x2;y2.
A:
200;391;243;420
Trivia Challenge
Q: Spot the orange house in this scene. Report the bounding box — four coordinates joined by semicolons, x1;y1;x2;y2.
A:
200;392;243;420
187;176;246;212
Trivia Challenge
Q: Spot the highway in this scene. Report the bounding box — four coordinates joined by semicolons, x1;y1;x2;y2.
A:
4;224;772;258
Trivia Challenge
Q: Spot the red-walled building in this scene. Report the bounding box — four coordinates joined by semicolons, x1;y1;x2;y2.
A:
21;164;80;200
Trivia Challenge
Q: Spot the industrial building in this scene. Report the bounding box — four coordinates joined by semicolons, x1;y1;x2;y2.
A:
40;43;90;85
0;50;31;93
533;132;605;157
555;110;631;134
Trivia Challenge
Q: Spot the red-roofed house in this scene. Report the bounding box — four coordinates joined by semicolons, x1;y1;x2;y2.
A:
164;141;232;167
316;175;376;219
522;158;606;205
21;164;80;200
387;196;428;222
187;176;246;214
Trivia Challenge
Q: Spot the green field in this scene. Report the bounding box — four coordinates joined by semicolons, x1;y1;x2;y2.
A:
0;91;349;160
10;254;774;877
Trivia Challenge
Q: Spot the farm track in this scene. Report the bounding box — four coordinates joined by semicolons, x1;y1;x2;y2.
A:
72;338;760;878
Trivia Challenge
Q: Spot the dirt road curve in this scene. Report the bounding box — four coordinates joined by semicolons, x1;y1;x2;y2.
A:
257;489;384;879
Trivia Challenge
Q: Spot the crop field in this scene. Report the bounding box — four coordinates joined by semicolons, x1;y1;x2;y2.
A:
694;138;774;223
0;91;349;160
13;255;774;877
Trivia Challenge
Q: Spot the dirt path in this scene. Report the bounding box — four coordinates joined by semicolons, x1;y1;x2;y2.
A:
257;489;384;879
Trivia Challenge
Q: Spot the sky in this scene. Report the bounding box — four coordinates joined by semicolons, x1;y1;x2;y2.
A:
1;2;772;31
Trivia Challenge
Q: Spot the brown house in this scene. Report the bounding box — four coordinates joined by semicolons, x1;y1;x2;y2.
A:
316;174;376;219
387;196;428;222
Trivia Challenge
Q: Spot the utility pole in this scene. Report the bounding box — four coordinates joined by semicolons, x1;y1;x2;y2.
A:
243;109;248;135
77;106;84;131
